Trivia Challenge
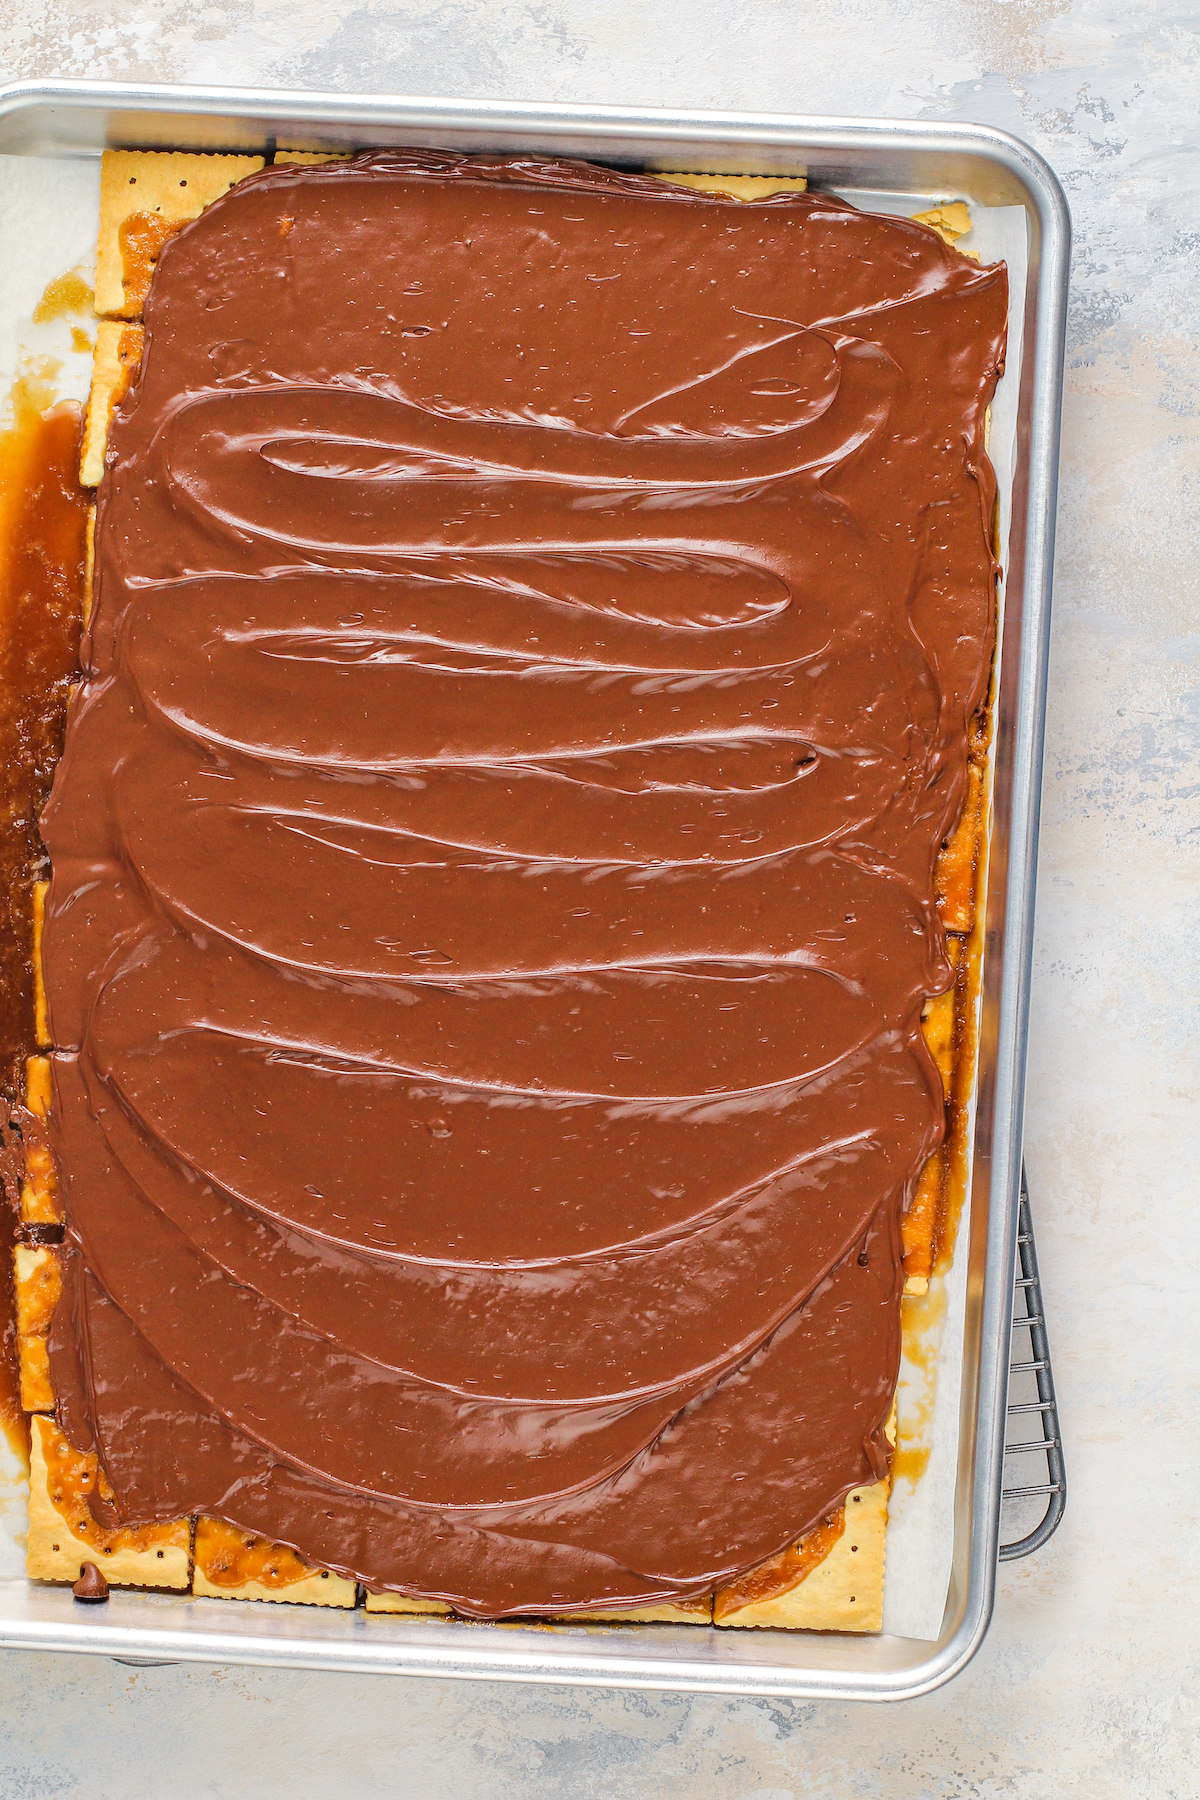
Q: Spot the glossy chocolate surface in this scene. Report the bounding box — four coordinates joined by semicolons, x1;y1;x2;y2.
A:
43;154;1006;1614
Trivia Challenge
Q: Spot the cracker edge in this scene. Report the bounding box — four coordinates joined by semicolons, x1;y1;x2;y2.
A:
193;1567;356;1608
364;1591;453;1615
83;505;95;628
363;1593;710;1622
191;1515;356;1607
657;172;807;199
20;1055;61;1226
570;1599;712;1624
31;880;49;1048
273;149;351;165
80;321;143;488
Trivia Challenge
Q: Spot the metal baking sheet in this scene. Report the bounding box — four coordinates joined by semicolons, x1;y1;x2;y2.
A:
0;78;1069;1700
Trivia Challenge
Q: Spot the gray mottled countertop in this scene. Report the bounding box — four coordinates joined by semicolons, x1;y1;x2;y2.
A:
1;3;1197;1794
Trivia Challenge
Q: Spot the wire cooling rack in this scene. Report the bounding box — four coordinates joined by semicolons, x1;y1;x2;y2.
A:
998;1165;1066;1559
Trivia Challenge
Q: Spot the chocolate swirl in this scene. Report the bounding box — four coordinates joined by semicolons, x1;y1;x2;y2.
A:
42;154;1007;1614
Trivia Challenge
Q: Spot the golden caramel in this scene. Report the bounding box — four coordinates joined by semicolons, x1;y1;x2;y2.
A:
903;693;993;1289
903;1150;945;1289
194;1515;325;1590
32;270;94;324
117;214;185;318
936;759;984;932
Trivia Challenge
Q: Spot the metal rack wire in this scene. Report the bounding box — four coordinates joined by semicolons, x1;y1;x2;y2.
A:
998;1165;1066;1560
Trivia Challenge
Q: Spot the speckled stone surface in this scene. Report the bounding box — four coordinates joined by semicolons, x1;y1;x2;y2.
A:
1;4;1197;1794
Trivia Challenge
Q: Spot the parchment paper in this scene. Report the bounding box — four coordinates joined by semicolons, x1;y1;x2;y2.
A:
0;154;99;427
0;156;1028;1634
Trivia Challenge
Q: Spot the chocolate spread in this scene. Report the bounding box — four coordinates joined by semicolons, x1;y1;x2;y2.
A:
41;153;1007;1616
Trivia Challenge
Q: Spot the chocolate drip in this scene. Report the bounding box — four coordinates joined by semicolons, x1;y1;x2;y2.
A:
41;154;1006;1615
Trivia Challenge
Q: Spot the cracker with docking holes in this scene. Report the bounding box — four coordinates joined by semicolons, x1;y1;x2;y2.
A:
713;1402;896;1630
26;1415;190;1589
193;1517;356;1607
94;150;265;319
905;704;992;1295
714;1477;890;1632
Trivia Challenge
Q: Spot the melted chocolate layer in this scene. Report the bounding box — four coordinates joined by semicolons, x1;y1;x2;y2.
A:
42;154;1007;1615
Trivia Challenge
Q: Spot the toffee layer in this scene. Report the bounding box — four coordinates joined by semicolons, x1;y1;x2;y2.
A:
0;393;88;1459
41;152;1007;1616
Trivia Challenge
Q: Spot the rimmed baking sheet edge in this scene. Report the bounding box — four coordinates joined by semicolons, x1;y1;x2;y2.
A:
0;148;1027;1649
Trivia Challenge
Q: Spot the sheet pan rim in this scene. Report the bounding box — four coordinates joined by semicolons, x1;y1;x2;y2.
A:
0;76;1069;1702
